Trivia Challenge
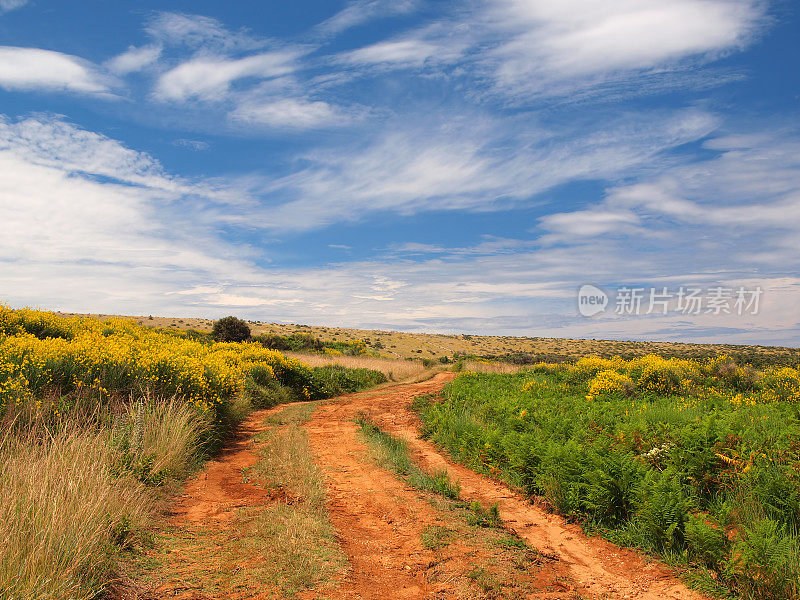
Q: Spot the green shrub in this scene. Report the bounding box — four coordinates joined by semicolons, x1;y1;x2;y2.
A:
635;470;688;553
212;316;251;342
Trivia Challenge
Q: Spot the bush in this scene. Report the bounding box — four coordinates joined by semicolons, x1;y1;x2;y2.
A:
417;360;800;599
253;334;290;351
212;316;251;343
588;370;634;397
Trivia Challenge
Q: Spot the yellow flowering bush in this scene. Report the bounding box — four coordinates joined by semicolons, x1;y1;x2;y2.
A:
588;369;635;397
0;307;315;419
625;355;698;395
571;356;624;379
760;367;800;402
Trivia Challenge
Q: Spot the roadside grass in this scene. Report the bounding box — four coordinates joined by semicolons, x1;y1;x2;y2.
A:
286;351;431;381
355;417;565;599
355;416;460;499
263;399;322;426
138;400;344;598
232;419;345;595
0;400;204;600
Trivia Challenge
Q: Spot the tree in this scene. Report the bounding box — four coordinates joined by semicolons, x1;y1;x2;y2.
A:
212;316;251;342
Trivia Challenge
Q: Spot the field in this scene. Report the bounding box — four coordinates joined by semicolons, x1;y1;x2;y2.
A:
417;356;800;599
61;311;800;365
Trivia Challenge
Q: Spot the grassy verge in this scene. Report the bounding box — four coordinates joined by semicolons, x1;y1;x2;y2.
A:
0;306;387;600
356;416;460;498
419;357;800;600
0;400;205;600
139;400;344;597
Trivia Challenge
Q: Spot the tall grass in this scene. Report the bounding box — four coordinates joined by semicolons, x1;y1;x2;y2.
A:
458;360;524;374
0;306;392;599
0;399;203;600
284;351;430;381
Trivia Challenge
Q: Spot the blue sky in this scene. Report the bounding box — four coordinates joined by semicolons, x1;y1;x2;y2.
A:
1;0;799;345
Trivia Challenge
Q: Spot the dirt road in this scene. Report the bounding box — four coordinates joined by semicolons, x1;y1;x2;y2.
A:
324;372;707;600
144;373;707;600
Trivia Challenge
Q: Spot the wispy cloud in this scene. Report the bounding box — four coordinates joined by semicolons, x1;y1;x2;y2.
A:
246;107;717;231
105;45;162;75
154;51;301;102
144;12;266;52
0;47;114;94
229;97;349;129
0;0;27;14
314;0;418;38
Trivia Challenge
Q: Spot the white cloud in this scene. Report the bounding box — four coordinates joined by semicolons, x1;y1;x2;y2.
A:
481;0;766;98
315;0;418;38
0;115;171;189
145;12;264;52
229;97;345;129
0;47;113;94
173;138;210;151
340;39;440;66
106;45;162;75
0;0;27;13
154;51;300;102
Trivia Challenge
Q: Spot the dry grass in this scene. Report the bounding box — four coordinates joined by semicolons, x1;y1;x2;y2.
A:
122;399;209;479
64;311;800;362
0;426;147;600
285;351;430;381
243;421;344;592
460;361;525;374
0;402;206;600
143;408;344;596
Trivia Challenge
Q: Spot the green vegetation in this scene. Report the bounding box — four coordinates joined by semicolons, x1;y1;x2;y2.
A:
419;355;800;599
356;416;461;499
254;331;370;356
211;315;251;342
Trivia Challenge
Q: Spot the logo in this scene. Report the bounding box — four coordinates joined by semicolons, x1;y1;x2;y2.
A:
577;284;608;317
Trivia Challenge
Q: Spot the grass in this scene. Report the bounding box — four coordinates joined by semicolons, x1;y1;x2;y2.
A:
421;525;453;550
419;356;800;600
141;402;345;597
285;351;431;381
0;400;203;600
67;310;800;365
458;360;525;374
238;420;345;593
355;415;461;499
264;399;322;426
0;306;388;599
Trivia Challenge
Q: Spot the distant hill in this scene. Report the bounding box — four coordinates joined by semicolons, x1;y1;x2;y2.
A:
61;312;800;367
